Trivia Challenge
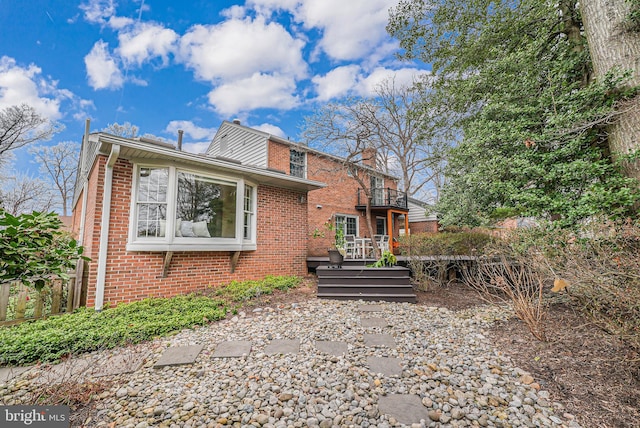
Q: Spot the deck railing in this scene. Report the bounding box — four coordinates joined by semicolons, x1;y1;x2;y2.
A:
357;188;408;209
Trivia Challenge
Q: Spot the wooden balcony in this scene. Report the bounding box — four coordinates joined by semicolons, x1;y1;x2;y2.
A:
356;188;408;211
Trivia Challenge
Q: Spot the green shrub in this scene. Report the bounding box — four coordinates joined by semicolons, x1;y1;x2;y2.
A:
0;210;88;291
214;275;302;302
0;295;227;366
401;231;493;256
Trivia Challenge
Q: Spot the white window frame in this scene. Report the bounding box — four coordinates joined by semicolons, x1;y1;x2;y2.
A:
290;149;306;178
127;163;257;252
335;214;359;236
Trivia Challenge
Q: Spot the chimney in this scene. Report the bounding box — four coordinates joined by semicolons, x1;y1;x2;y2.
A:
362;147;377;169
232;118;241;125
177;129;184;151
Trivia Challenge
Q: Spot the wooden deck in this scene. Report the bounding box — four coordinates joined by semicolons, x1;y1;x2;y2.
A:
316;265;416;303
308;255;479;303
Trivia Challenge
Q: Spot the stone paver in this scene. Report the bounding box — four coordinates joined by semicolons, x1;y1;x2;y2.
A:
358;304;384;312
212;340;252;358
360;317;389;328
366;356;402;377
0;366;29;383
264;339;300;355
92;352;146;377
378;394;430;425
315;340;348;356
154;344;204;367
364;333;396;348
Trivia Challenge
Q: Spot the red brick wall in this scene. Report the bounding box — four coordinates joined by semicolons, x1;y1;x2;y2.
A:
79;155;308;307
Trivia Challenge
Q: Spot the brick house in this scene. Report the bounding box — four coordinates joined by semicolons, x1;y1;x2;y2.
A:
71;120;427;309
208;120;411;257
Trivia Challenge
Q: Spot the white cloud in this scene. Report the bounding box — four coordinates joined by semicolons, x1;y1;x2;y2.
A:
247;0;398;61
178;17;307;82
108;15;135;29
354;67;428;96
164;120;216;140
253;123;286;138
117;22;178;66
84;40;124;90
311;66;428;101
312;65;361;101
181;142;210;154
0;56;92;121
207;73;300;116
79;0;117;26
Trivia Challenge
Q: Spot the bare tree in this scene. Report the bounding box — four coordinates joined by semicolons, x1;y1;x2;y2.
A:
0;104;59;161
369;77;449;200
0;173;54;215
103;122;139;138
304;101;399;258
29;142;80;216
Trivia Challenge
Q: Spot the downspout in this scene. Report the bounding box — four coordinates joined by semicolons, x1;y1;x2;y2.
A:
95;143;120;311
77;119;91;244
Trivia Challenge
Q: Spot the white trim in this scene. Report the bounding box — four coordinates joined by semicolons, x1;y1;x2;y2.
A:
95;144;120;311
127;163;258;252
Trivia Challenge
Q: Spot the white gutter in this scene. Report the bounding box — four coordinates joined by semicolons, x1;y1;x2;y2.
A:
95;143;120;311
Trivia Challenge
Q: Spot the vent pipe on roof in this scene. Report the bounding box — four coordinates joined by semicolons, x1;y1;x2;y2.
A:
177;129;184;151
232;118;241;125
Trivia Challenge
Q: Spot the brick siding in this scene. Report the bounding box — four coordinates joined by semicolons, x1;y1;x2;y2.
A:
75;155;308;307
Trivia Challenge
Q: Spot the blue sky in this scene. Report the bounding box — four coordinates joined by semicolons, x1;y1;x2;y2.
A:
1;0;428;176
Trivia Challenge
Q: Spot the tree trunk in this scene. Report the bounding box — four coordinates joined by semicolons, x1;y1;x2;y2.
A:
580;0;640;179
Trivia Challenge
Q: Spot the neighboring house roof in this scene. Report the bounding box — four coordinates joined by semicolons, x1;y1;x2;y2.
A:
407;197;438;223
208;120;400;181
73;132;325;207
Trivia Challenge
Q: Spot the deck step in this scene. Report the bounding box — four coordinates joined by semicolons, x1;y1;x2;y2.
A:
317;293;417;303
316;265;415;303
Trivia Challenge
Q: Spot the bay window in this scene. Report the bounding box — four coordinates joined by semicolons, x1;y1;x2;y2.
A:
128;165;256;251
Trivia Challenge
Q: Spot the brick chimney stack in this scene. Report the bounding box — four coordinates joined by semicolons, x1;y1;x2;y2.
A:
362;146;377;169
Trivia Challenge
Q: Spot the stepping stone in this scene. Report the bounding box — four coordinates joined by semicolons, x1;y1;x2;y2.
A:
212;340;252;358
378;394;430;425
264;339;300;355
0;366;30;383
366;356;402;377
364;333;396;348
32;359;92;384
360;317;389;328
315;340;348;356
154;344;204;367
358;304;384;312
92;351;146;377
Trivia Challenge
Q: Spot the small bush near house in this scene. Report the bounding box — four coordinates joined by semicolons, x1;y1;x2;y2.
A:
213;275;303;302
459;235;549;341
0;295;227;366
401;230;493;256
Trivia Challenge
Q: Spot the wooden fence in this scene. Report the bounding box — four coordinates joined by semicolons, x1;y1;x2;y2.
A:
0;274;76;325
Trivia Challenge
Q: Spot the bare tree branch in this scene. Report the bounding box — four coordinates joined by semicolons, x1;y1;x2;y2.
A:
29;141;80;216
0;104;59;160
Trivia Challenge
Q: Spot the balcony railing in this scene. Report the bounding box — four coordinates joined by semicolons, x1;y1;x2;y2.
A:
357;188;408;210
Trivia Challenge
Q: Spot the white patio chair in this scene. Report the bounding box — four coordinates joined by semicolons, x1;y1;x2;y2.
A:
344;234;357;258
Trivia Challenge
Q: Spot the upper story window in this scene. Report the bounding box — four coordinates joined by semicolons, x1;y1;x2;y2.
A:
290;149;306;178
129;165;256;251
